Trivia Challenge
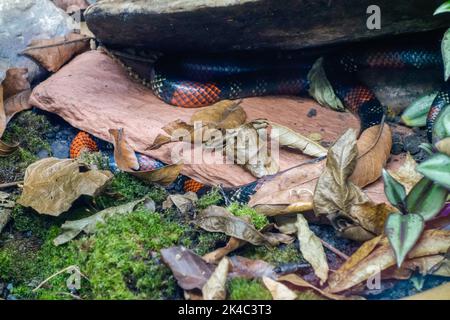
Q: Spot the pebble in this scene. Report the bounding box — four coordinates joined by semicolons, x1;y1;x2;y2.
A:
307;108;317;118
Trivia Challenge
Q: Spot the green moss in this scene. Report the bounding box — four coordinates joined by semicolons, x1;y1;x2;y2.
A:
0;111;53;182
296;290;325;300
94;172;167;209
192;231;228;256
11;205;52;239
228;278;272;300
240;243;305;265
82;210;183;299
5;209;185;300
197;188;223;210
78;151;110;171
228;202;268;230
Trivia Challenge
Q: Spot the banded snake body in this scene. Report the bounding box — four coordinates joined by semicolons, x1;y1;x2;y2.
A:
71;39;450;200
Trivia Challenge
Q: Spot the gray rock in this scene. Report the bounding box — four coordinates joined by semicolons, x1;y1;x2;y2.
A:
85;0;449;53
0;0;76;83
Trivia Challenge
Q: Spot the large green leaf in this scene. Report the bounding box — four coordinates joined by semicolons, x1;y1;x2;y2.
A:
385;213;425;267
401;93;437;127
382;169;407;211
417;153;450;189
435;2;450;15
442;28;450;81
406;177;448;221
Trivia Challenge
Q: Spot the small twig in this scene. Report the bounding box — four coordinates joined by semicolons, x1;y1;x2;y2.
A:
33;265;88;292
319;239;349;260
21;37;93;53
0;181;23;189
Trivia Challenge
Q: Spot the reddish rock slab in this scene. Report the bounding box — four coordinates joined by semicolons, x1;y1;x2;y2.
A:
30;50;362;187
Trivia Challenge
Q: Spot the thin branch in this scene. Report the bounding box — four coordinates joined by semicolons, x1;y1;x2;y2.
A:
0;181;23;189
320;238;350;260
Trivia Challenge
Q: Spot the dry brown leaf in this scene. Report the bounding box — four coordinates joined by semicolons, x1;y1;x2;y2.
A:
203;237;246;264
228;256;276;279
161;246;215;291
202;257;230;300
349;124;392;188
23;33;90;72
109;128;140;171
162;192;198;214
253;200;314;217
4;90;32;124
262;276;297;300
388;153;423;192
131;164;183;186
17;158;113;216
348;202;394;236
196;206;278;246
278;274;365;300
2;68;30;100
224;119;279;178
110;128;182;185
269;122;328;158
327;229;450;293
248;159;324;209
295;214;329;284
313;129;369;216
0;140;19;157
190;100;246;130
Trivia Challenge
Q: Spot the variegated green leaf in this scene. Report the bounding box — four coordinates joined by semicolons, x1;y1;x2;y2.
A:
401;92;437;127
442;28;450;81
385;213;424;267
406;177;448;221
382;169;407;211
417;153;450;189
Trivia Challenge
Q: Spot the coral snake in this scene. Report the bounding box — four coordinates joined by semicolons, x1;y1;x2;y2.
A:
71;39;450;201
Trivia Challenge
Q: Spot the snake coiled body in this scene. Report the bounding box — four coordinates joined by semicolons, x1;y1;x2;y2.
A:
150;43;448;136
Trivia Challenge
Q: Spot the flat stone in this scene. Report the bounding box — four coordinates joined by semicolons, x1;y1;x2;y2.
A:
85;0;449;53
30;50;360;188
0;0;76;83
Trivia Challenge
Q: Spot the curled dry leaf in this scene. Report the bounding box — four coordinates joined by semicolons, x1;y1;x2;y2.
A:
349;124;392;188
22;33;91;72
278;274;365;300
109;128;140;171
313;129;369;216
312;129;392;241
327;229;450;293
224;119;279;178
388;153;423;192
53;199;145;245
109;128;183;186
202;257;230;300
162;192;198;215
4;90;32;124
17;158;112;216
203;237;246;264
196;206;278;246
295;214;329;284
190;100;246;130
161;246;214;290
228;256;276;279
0;140;19;157
2;68;30;99
269;122;328;158
262;276;297;300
